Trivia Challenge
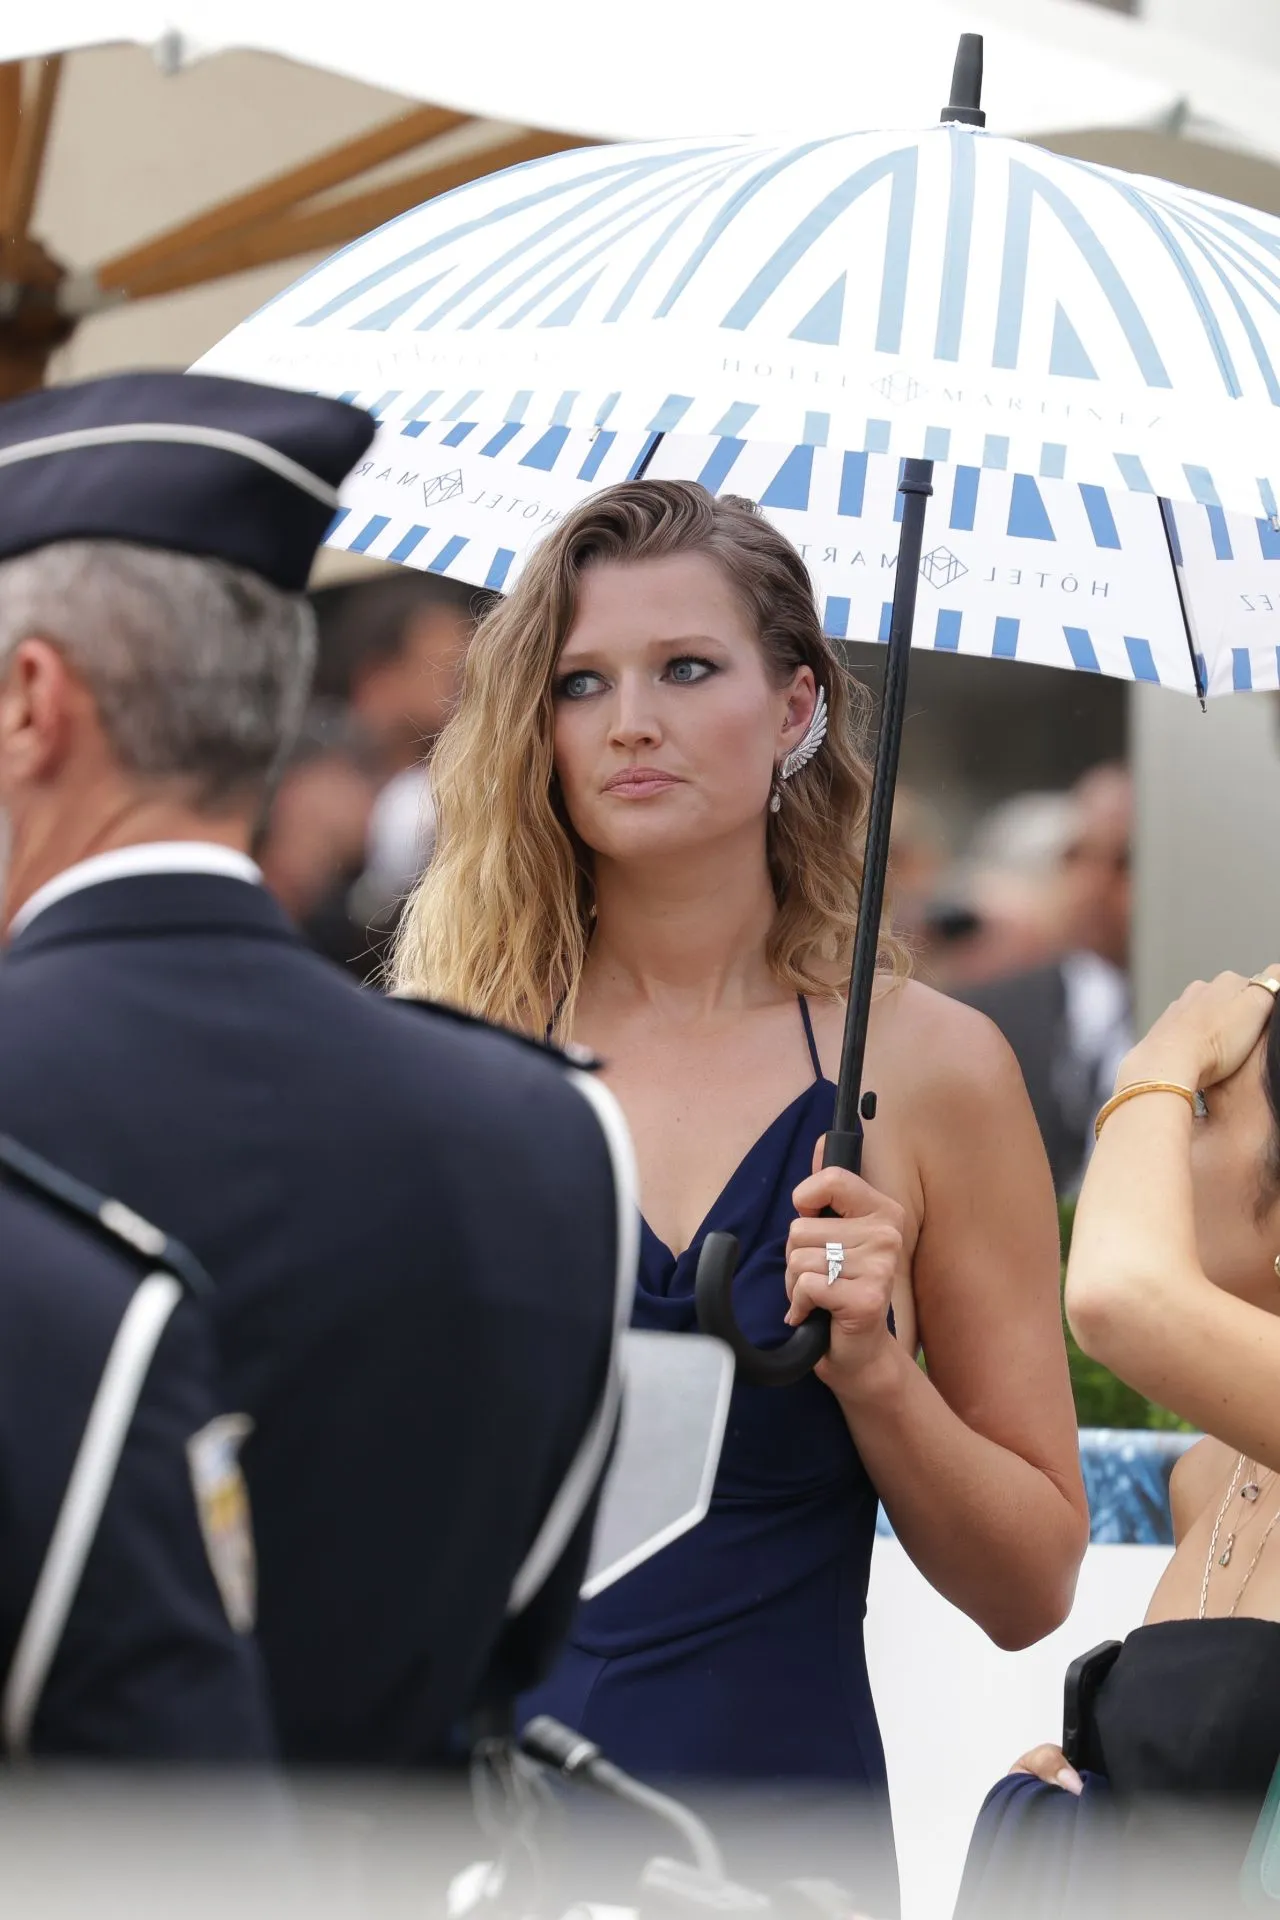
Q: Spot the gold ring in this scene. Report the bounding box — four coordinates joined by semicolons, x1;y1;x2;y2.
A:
1249;974;1280;998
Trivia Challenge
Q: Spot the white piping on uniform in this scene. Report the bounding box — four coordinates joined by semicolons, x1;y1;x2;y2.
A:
0;423;340;507
2;1273;184;1756
505;1073;639;1617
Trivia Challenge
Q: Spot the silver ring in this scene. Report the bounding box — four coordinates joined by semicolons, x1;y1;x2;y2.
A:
825;1242;845;1287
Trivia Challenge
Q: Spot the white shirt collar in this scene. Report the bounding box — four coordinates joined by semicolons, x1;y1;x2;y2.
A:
8;842;262;940
1060;949;1131;1056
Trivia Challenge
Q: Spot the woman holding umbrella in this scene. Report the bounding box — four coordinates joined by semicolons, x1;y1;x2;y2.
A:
393;480;1088;1901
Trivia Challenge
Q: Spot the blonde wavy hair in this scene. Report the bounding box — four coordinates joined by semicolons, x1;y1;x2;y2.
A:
392;480;902;1035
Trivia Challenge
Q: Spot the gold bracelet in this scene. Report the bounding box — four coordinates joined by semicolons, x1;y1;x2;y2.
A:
1094;1080;1199;1141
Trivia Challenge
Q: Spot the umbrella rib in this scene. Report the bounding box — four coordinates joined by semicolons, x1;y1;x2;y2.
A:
93;105;476;294
0;56;61;245
1157;497;1208;707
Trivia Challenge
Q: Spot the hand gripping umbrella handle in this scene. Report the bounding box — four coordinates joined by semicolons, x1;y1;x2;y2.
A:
694;1126;864;1388
695;456;933;1388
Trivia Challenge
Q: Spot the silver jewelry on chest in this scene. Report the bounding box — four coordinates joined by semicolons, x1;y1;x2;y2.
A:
1200;1453;1280;1619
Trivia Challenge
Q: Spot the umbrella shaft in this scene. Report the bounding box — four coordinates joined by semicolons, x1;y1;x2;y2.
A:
832;457;935;1138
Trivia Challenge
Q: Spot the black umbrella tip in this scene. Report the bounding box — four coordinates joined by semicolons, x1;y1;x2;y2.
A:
941;32;986;127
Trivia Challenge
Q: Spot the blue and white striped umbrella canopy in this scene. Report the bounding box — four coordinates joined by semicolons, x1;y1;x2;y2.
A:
306;413;1279;695
202;126;1280;517
198;125;1280;693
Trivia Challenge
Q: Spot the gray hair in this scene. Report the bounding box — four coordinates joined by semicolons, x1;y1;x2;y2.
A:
0;540;316;807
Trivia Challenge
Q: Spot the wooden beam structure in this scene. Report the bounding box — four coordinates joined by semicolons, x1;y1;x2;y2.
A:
0;62;22;191
0;46;601;397
114;128;590;303
95;103;474;292
0;57;62;243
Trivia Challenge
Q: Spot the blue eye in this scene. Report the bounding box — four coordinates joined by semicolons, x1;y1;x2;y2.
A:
666;657;716;685
555;670;604;700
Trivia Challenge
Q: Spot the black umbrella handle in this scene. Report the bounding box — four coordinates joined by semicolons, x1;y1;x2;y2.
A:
694;1128;868;1388
695;459;934;1386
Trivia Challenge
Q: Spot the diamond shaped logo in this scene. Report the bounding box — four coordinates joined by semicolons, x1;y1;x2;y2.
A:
919;545;967;589
422;469;464;507
873;372;921;406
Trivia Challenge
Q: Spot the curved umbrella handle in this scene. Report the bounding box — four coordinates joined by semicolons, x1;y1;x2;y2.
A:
694;1231;830;1388
693;1125;872;1387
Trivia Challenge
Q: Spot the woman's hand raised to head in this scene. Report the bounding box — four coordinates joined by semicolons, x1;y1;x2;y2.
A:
1066;962;1280;1467
784;1139;904;1396
1120;967;1280;1095
1009;1743;1083;1796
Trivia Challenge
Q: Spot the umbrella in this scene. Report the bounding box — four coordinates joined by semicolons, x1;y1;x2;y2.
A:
199;34;1280;1383
9;1;1280;397
299;415;1274;696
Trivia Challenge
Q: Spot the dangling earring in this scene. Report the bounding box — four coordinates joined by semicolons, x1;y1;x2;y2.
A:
1273;1254;1280;1280
769;782;782;815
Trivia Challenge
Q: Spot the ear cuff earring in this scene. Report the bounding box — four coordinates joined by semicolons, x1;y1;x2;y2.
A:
770;687;828;814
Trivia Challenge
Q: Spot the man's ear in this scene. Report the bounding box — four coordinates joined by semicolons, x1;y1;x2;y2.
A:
0;639;78;783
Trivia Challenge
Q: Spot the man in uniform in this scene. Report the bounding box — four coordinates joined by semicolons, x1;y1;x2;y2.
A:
0;371;632;1766
0;1137;273;1761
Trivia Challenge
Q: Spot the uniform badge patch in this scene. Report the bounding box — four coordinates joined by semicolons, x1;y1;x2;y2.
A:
186;1413;256;1634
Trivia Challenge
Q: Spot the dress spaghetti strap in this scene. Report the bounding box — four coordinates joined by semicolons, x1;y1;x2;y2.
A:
797;995;824;1081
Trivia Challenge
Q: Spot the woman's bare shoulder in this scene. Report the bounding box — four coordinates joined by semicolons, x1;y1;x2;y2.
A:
810;976;1025;1103
878;977;1024;1094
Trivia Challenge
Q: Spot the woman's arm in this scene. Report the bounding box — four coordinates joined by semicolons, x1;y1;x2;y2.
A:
787;988;1089;1650
999;1443;1228;1794
1064;971;1280;1469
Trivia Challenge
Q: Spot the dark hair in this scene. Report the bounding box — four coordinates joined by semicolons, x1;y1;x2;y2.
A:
1263;1010;1280;1203
308;572;498;702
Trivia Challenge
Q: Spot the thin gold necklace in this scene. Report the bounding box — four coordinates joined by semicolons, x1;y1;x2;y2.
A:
1200;1455;1280;1619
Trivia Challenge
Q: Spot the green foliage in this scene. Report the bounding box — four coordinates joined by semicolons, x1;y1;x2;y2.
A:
1058;1198;1194;1433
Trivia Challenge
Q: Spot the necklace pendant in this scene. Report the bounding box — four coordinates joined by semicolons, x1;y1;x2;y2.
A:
1220;1537;1236;1567
1242;1483;1261;1502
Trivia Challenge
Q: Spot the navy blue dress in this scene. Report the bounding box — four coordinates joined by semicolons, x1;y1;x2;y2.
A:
523;1000;895;1906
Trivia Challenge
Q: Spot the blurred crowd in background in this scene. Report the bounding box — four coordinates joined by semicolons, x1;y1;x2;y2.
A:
256;568;496;982
260;566;1132;1194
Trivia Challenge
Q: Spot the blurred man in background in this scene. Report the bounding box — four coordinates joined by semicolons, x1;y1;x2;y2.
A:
923;791;1075;993
886;786;950;973
254;702;379;929
955;764;1133;1193
309;570;485;780
287;571;495;979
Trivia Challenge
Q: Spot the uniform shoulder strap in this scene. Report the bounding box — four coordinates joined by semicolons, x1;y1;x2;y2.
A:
0;1135;214;1299
387;993;603;1072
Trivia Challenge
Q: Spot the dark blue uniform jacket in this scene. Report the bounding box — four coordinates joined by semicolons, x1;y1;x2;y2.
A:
0;873;619;1766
